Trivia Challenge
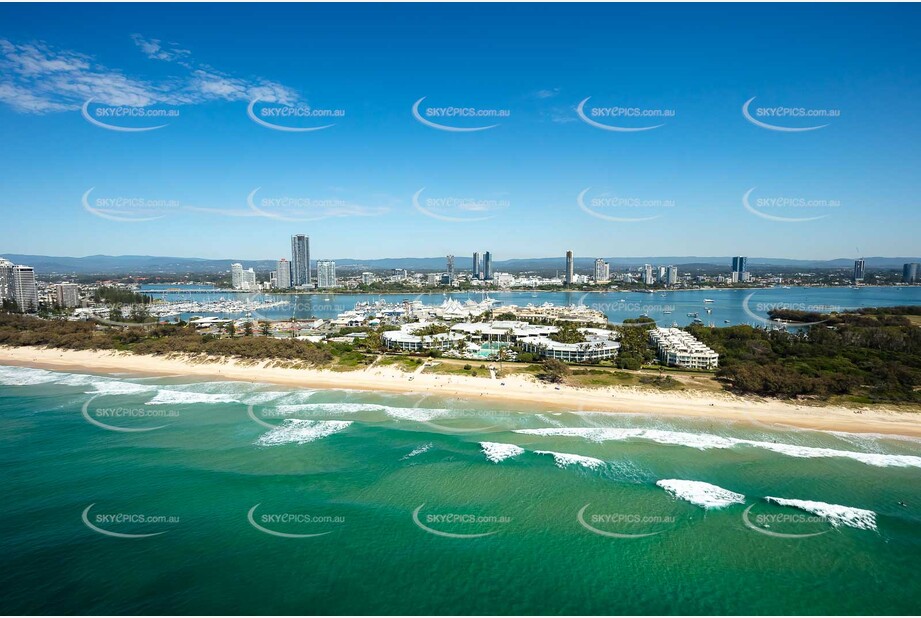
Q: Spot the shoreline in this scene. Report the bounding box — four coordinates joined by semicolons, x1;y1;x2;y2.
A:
1;345;920;437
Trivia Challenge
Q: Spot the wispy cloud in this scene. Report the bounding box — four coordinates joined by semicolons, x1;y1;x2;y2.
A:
0;36;299;114
533;88;560;99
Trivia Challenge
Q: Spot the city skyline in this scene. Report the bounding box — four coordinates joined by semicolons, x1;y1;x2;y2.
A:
1;4;919;260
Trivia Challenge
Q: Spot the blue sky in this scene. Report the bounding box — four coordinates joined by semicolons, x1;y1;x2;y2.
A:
1;3;918;261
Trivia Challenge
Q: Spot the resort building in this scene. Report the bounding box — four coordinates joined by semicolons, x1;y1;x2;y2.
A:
648;327;719;369
902;262;919;284
565;251;574;285
517;328;620;363
381;322;466;352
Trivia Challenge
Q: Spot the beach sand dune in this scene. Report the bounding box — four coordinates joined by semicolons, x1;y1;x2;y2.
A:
1;345;919;437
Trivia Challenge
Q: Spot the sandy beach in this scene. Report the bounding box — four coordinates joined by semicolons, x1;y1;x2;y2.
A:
2;345;919;437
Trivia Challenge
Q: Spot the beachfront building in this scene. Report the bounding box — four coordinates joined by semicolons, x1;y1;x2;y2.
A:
902;262;919;284
517;328;621;363
648;327;719;369
473;252;482;280
565;251;574;285
381;322;466;352
317;260;337;289
4;264;39;312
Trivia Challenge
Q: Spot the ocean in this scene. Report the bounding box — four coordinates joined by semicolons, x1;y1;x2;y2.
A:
1;365;920;615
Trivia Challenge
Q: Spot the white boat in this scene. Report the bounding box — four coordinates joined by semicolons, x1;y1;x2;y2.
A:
703;298;715;303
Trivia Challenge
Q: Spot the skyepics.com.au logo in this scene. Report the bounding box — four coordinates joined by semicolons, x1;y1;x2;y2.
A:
742;188;840;223
412;97;509;132
742;97;840;132
82;504;178;538
577;504;676;539
247;504;344;538
576;294;675;325
81;99;179;132
82;188;180;222
412;188;508;222
577;188;674;222
576;97;675;132
412;504;512;539
741;291;841;328
247;98;345;132
246;188;387;222
82;394;178;432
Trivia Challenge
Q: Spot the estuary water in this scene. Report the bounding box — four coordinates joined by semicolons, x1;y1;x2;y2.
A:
139;285;921;327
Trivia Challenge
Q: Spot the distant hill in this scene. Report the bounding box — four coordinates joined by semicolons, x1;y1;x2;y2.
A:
3;253;918;276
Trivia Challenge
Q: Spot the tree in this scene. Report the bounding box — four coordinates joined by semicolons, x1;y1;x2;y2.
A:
243;321;254;337
538;358;571;383
224;321;236;337
259;321;272;337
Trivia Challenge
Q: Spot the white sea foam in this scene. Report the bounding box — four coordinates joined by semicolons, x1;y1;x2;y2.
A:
739;440;921;468
765;497;877;531
401;443;434;460
657;479;745;509
145;390;239;405
480;442;525;463
255;419;352;446
384;406;454;422
514;427;921;469
86;380;156;395
0;366;63;386
535;450;605;470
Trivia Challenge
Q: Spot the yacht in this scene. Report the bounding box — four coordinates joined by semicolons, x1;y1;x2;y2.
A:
687;312;699;318
703;298;715;303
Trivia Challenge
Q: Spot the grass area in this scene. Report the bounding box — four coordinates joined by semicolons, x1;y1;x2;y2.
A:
422;359;492;378
567;368;639;388
377;354;425;372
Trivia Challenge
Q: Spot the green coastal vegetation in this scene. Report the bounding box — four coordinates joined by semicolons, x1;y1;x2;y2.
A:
689;306;921;403
0;305;919;405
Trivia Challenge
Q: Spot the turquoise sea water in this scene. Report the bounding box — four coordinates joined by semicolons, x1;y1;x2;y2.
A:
1;364;920;615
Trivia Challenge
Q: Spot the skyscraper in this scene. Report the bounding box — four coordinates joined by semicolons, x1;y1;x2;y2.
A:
565;251;574;285
473;252;482;280
0;258;12;301
853;259;866;283
594;258;609;283
903;262;920;284
230;263;244;290
643;263;655;285
317;260;337;288
10;265;38;312
241;268;257;291
666;265;679;286
446;255;455;283
291;234;311;287
731;256;748;274
275;258;292;289
483;251;493;281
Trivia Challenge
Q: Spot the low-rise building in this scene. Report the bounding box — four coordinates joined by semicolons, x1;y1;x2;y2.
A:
649;327;719;369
